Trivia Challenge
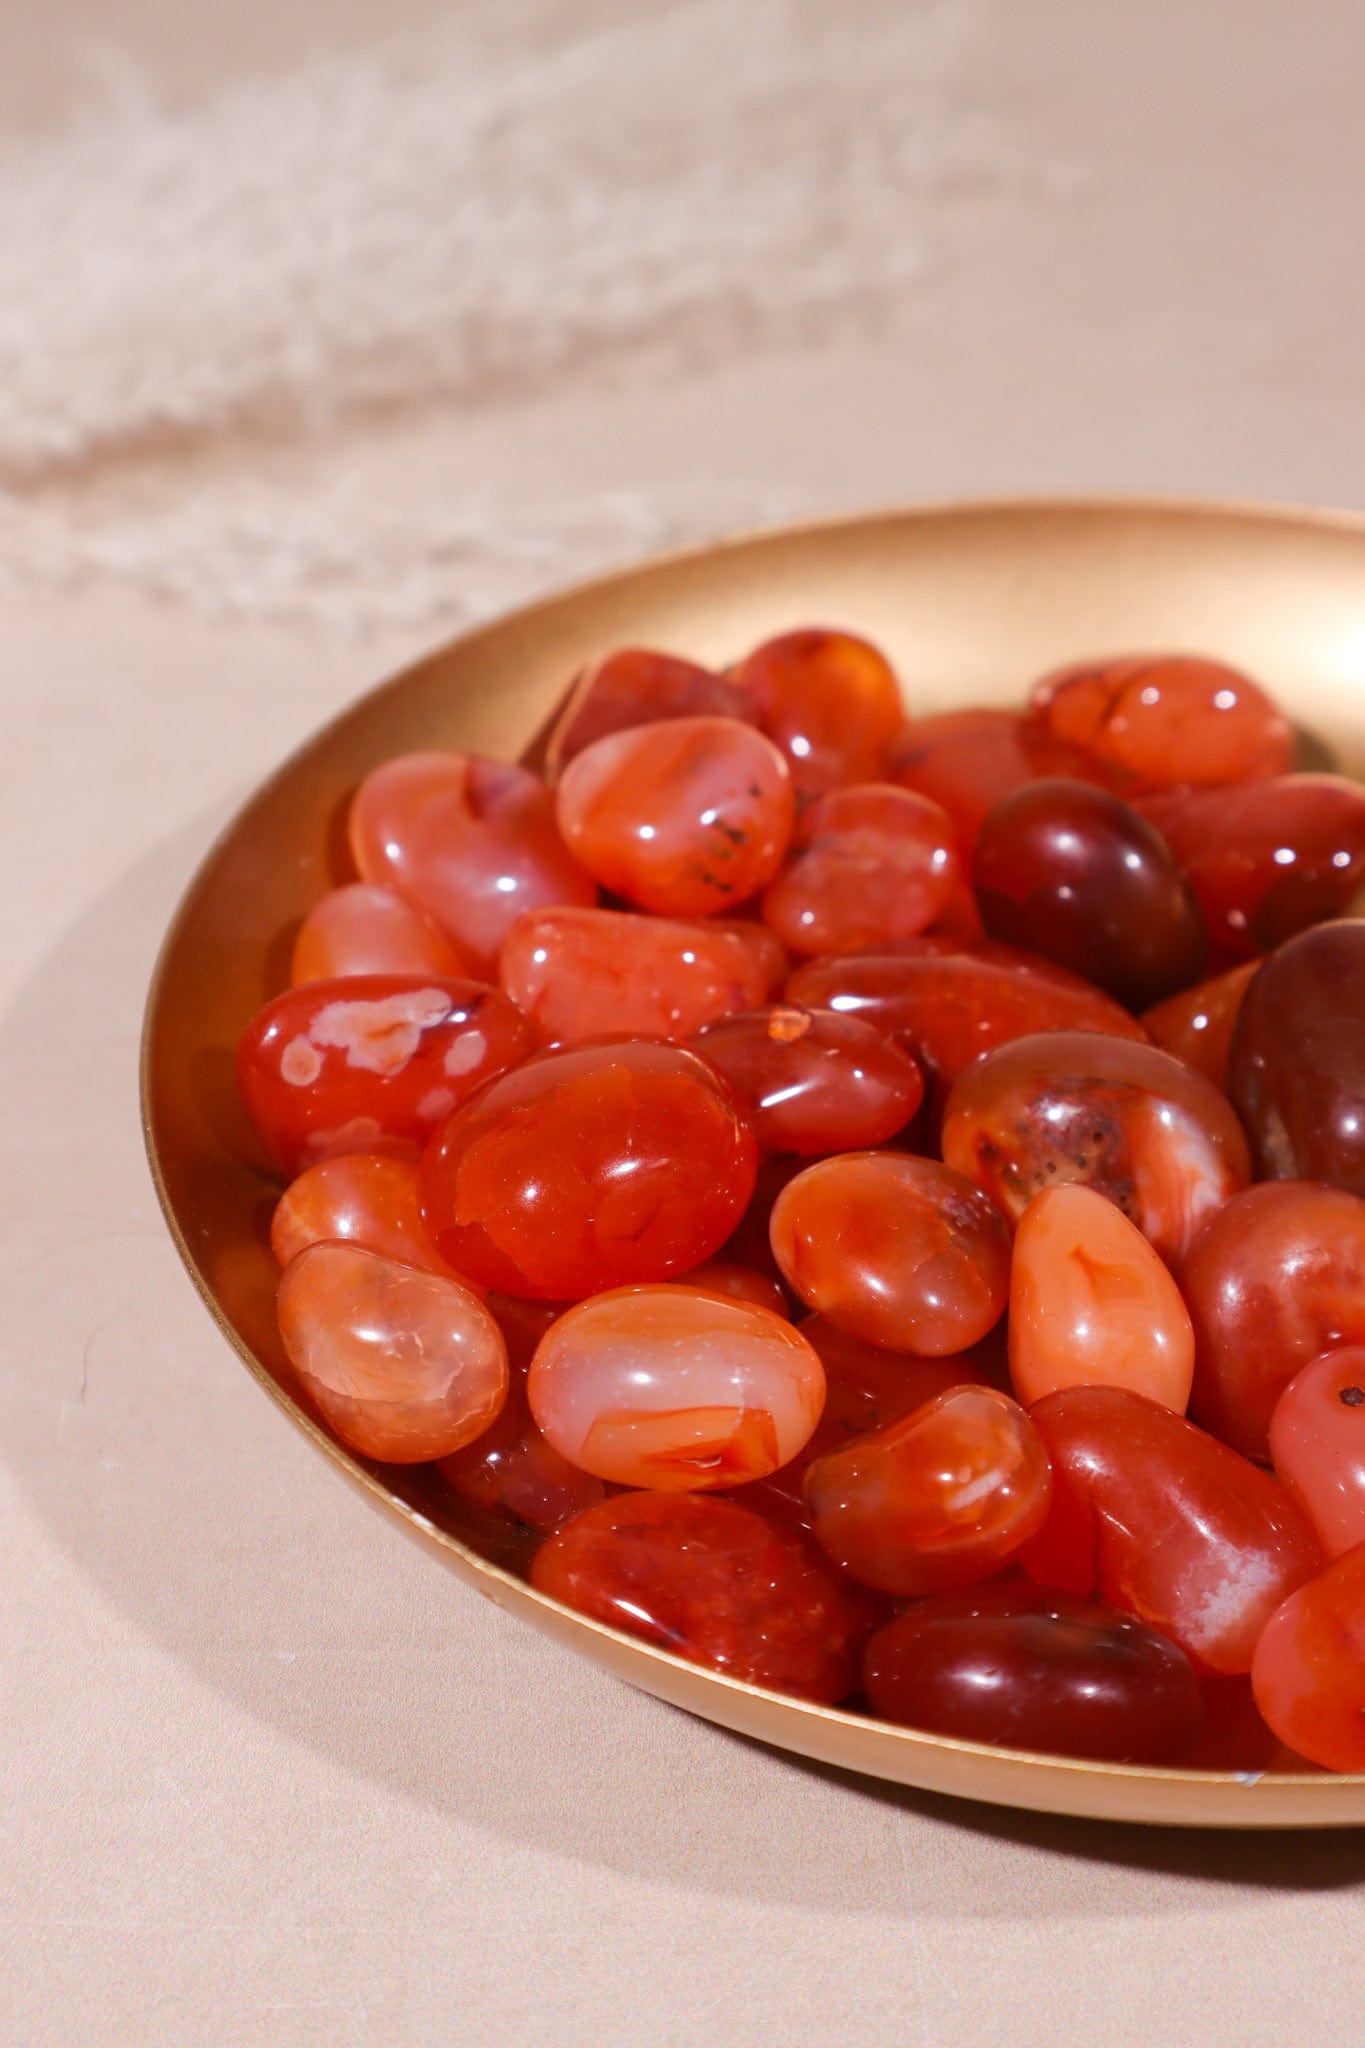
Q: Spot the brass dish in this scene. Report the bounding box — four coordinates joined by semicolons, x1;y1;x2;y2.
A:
142;496;1365;1828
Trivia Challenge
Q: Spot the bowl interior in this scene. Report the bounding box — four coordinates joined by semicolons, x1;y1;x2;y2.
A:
143;497;1365;1827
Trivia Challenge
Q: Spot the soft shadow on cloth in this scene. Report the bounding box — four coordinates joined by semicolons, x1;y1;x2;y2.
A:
0;0;1071;633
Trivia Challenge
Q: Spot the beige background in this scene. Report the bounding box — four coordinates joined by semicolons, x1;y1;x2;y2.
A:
3;4;1364;2044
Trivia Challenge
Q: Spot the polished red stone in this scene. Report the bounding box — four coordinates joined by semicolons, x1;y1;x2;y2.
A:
692;1005;924;1155
769;1151;1010;1354
530;1490;880;1702
419;1039;758;1299
1026;653;1294;793
730;628;904;805
237;974;536;1176
349;751;595;975
1023;1386;1323;1674
500;905;770;1044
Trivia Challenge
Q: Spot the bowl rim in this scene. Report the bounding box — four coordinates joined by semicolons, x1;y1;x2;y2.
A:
140;489;1365;1807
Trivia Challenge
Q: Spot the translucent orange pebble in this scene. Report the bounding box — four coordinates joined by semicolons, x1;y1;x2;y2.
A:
276;1242;508;1462
291;884;471;984
528;1284;825;1489
1009;1183;1195;1412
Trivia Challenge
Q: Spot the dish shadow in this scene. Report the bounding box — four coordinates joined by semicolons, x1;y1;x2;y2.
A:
3;811;1362;1925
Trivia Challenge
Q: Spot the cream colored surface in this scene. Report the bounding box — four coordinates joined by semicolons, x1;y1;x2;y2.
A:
3;4;1365;2045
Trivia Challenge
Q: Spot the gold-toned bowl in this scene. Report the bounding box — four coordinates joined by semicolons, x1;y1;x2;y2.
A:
142;496;1365;1828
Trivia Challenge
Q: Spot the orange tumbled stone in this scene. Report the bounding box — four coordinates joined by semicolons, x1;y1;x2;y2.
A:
530;1490;880;1701
270;1153;454;1277
419;1039;759;1299
731;627;904;805
527;1285;825;1490
291;883;471;985
1142;960;1259;1090
555;715;794;917
803;1385;1052;1595
769;1151;1010;1355
1009;1183;1195;1412
499;904;769;1044
276;1242;508;1462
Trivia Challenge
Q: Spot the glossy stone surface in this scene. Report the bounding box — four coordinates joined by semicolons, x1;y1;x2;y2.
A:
276;1242;508;1462
270;1153;452;1276
1149;773;1365;958
500;904;769;1043
527;1284;825;1489
973;778;1206;1008
786;946;1146;1105
1251;1541;1365;1771
1023;1387;1323;1674
291;883;471;985
734;1317;1004;1531
530;1490;879;1702
349;750;596;975
862;1584;1200;1763
804;1386;1051;1595
237;974;537;1176
1183;1181;1365;1462
544;646;757;778
730;627;904;805
769;1151;1010;1354
692;1005;924;1155
1009;1183;1195;1411
941;1030;1251;1265
886;706;1106;851
555;715;793;917
1269;1347;1365;1558
1142;959;1259;1090
761;783;959;956
1227;920;1365;1196
419;1039;758;1299
1026;653;1294;793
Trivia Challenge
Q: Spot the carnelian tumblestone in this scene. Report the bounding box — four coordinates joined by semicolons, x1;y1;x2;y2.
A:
527;1285;825;1490
692;1005;924;1155
941;1030;1251;1265
863;1585;1200;1763
973;778;1207;1009
1023;1386;1323;1674
500;905;769;1044
731;628;904;805
1027;653;1294;793
761;784;960;956
1269;1347;1365;1559
676;1261;790;1318
785;946;1146;1105
1142;959;1259;1091
555;715;793;917
277;1242;508;1462
419;1039;758;1300
886;707;1106;852
1009;1183;1195;1411
769;1151;1010;1354
237;974;537;1176
1251;1542;1365;1771
531;1490;879;1701
732;1316;1000;1530
543;647;757;779
270;1153;452;1277
804;1385;1052;1596
291;884;470;985
1184;1181;1365;1462
349;751;595;976
1151;773;1365;958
